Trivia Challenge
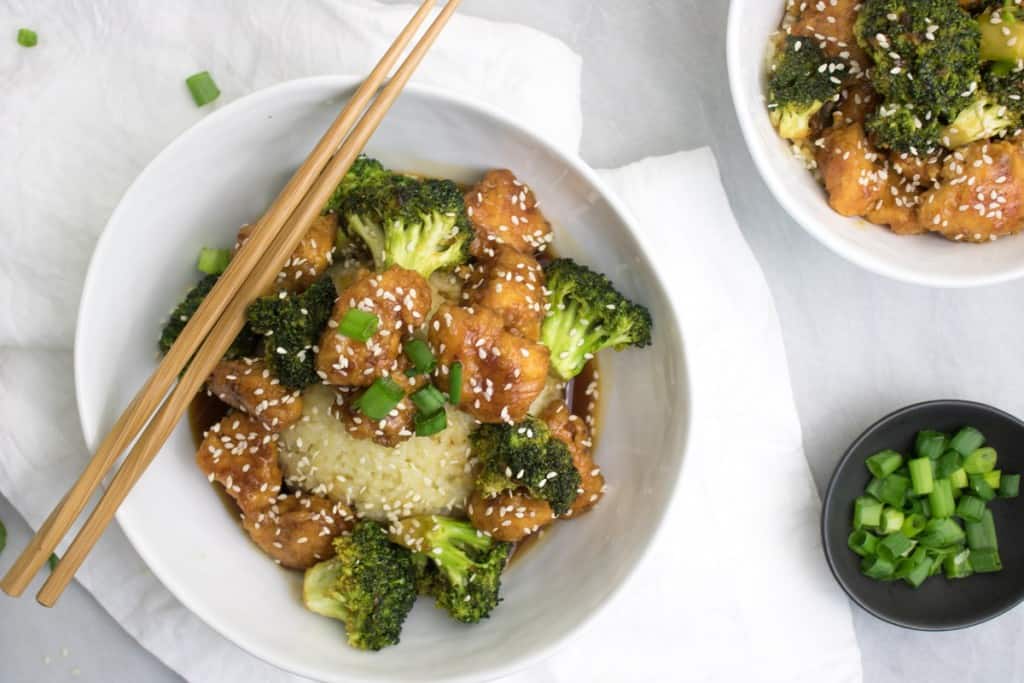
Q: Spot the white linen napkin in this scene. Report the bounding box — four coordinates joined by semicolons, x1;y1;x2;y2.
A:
0;1;862;681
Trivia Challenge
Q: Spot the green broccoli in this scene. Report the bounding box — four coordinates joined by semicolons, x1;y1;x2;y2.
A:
540;258;652;381
328;156;474;278
246;274;336;390
159;274;257;358
389;515;512;624
940;91;1021;147
766;35;846;140
471;417;581;516
302;520;417;651
979;3;1024;63
865;103;944;153
855;0;981;119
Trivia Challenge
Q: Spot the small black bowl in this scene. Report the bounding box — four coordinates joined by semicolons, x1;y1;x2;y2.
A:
822;400;1024;630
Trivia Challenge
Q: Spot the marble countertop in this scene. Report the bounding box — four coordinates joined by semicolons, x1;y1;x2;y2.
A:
3;1;1021;680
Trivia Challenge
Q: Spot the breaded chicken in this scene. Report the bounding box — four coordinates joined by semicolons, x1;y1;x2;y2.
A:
919;141;1024;242
865;176;925;236
832;83;879;127
462;245;545;340
196;411;283;517
464;170;552;258
207;358;303;432
235;213;337;293
242;493;353;569
890;151;943;189
467;489;554;542
316;266;431;387
428;304;550;423
816;123;888;217
787;0;866;68
329;365;429;447
541;400;605;517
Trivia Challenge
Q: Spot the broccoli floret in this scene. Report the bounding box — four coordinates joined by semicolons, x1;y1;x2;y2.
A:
855;0;980;119
940;91;1021;146
766;35;845;140
471;417;581;516
865;103;944;153
159;274;258;358
329;157;474;278
302;521;417;651
540;258;652;381
389;515;511;624
979;4;1024;63
246;275;336;390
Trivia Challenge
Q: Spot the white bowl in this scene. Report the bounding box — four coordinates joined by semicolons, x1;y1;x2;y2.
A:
727;1;1024;288
74;76;690;682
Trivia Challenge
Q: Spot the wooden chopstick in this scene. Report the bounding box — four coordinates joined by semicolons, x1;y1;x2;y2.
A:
0;0;439;600
34;0;462;607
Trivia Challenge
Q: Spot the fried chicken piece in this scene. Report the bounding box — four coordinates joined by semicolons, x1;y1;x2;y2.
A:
889;151;943;189
787;0;866;68
207;358;303;432
242;493;353;569
541;400;605;517
816;123;888;217
235;213;337;293
467;489;554;543
919;141;1024;242
462;245;545;340
329;366;429;447
196;411;283;517
464;170;552;258
316;266;431;387
832;83;879;127
865;176;926;236
428;304;550;423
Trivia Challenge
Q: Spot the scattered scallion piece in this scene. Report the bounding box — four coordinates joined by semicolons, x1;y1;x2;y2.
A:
950;427;986;457
877;532;916;562
935;450;962;479
17;28;37;47
879;507;905;535
866;449;903;478
928;479;956;519
907;457;934;495
898;548;933;588
48;553;59;571
1000;473;1020;498
969;548;1002;573
853;496;883;529
968;473;996;502
865;477;884;501
965;509;998;552
448;361;463;405
955;495;986;523
354;377;404;420
196;247;231;275
950;467;968;489
414;409;447;437
878;474;910;508
848;530;879;557
964;447;997;475
337;309;379;343
915;430;948;460
403;339;436;374
0;518;5;555
901;513;927;538
983;469;1002;490
861;555;896;580
186;70;221;107
918;518;966;549
943;548;973;579
410;385;445;416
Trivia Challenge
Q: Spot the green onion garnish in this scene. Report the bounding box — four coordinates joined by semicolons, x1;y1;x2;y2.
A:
354;377;404;420
847;530;878;557
999;473;1020;498
861;555;895;580
901;513;927;538
404;339;436;374
964;447;997;474
185;71;221;107
196;247;231;275
17;28;37;47
338;309;379;342
866;449;903;478
970;548;1002;573
950;426;986;457
966;509;998;551
943;548;973;579
853;496;883;529
927;478;956;518
915;430;948;460
918;518;965;549
935;450;962;479
448;361;463;405
414;409;447;437
907;457;934;495
48;553;59;571
955;495;987;523
877;473;910;508
968;473;997;502
879;507;905;535
0;518;6;555
410;385;445;416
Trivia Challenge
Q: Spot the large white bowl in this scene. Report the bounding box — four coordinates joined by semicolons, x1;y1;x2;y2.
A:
727;0;1024;288
74;77;690;682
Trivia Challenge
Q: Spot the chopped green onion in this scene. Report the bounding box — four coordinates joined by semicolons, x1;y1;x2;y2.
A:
907;457;934;495
448;361;463;405
955;495;986;523
935;450;963;479
866;449;904;478
965;509;998;551
186;71;221;107
999;473;1020;498
879;507;905;535
410;385;445;416
943;548;973;579
950;467;968;489
848;530;879;557
338;309;380;342
963;447;997;474
899;548;933;588
968;473;996;502
853;496;883;529
196;247;231;275
414;409;447;437
918;518;966;549
861;555;896;580
354;377;404;420
928;478;956;518
950;427;985;457
48;553;59;571
969;548;1002;573
901;513;927;538
16;28;37;47
878;474;910;508
983;470;1002;490
915;430;949;460
404;339;436;373
865;477;884;501
877;532;916;562
0;518;5;555
904;497;924;514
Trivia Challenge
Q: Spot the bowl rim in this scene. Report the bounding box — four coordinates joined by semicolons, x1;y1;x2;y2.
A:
725;1;1024;289
820;398;1024;631
73;74;693;682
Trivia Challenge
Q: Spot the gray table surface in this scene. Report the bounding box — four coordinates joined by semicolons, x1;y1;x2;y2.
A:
4;1;1024;681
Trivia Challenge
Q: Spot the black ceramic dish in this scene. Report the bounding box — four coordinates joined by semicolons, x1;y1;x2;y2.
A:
822;400;1024;630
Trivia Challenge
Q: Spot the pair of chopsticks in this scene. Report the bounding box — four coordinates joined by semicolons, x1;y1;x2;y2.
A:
0;0;460;606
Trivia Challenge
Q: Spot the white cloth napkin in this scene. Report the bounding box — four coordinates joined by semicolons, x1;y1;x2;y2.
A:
0;1;862;681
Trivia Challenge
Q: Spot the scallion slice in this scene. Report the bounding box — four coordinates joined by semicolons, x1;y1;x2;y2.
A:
983;469;1002;490
955;495;986;523
879;507;905;535
861;555;896;580
448;361;463;405
848;530;879;557
901;513;927;538
338;309;380;342
877;532;915;562
48;553;59;571
0;518;5;555
404;339;436;373
918;518;965;549
866;449;903;479
908;457;934;495
928;478;956;519
968;473;996;502
965;509;998;551
878;474;910;508
949;467;968;489
999;473;1020;498
969;548;1002;573
935;450;963;479
354;377;404;420
186;71;221;107
410;385;445;416
943;548;973;579
853;496;883;529
963;447;997;475
414;409;447;437
915;430;948;460
197;247;231;275
17;28;37;47
950;427;986;457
